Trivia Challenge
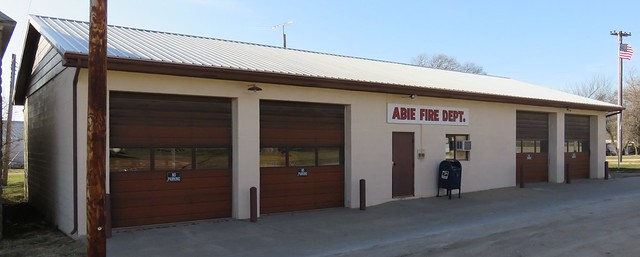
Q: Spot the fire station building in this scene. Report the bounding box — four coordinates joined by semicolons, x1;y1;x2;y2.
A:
15;15;621;239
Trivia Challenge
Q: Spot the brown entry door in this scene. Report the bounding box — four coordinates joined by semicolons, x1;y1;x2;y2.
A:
392;132;414;197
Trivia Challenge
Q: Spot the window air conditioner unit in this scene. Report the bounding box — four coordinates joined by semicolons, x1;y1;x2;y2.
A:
455;140;472;151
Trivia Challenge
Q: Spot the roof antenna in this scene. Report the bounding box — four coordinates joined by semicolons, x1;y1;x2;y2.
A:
272;21;293;48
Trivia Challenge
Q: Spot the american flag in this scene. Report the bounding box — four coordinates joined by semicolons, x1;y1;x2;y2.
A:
620;43;634;60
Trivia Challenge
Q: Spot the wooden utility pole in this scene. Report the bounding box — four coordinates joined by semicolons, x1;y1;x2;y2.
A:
2;54;16;186
87;0;107;256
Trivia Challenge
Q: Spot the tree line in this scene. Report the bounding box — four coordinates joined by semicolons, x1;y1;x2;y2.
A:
412;52;638;155
411;53;487;75
566;73;640;155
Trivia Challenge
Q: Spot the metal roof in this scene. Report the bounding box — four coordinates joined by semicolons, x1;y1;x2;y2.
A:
25;15;619;111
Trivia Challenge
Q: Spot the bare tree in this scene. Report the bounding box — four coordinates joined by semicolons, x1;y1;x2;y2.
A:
565;75;618;152
0;104;22;186
412;53;430;67
623;71;640;154
459;62;486;75
412;53;487;75
566;75;615;101
566;73;640;155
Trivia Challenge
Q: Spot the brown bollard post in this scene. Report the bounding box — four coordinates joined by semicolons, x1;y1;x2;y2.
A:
359;179;366;211
565;163;571;184
105;194;111;238
250;187;257;223
605;161;609;180
519;164;525;188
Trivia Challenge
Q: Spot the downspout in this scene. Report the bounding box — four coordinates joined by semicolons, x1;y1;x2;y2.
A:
70;65;80;236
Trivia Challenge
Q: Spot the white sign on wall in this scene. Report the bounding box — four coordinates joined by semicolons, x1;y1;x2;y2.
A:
387;103;469;126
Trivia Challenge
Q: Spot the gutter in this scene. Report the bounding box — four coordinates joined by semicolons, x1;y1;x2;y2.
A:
606;110;623;117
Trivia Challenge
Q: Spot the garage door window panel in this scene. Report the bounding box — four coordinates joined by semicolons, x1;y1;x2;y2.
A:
196;148;230;169
522;140;535;153
566;140;589;153
260;147;343;167
318;147;341;166
516;140;548;153
154;148;193;171
289;147;316;167
109;148;151;172
260;147;287;167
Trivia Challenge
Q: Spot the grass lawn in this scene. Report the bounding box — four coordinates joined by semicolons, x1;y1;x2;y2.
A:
606;155;640;173
2;169;26;203
1;168;86;256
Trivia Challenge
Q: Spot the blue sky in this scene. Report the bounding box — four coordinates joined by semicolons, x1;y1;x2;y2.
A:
1;0;639;118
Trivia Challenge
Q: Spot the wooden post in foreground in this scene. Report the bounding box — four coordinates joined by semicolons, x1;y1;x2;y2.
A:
1;54;16;187
359;179;366;210
250;187;257;222
519;164;525;188
87;0;108;256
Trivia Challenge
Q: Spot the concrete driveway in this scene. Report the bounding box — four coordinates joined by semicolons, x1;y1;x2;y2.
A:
107;176;640;257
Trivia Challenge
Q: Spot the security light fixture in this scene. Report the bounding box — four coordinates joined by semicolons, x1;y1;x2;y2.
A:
248;84;263;92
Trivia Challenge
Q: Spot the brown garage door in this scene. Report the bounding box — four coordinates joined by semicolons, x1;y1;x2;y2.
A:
260;100;344;214
109;92;232;228
516;111;549;183
565;115;590;179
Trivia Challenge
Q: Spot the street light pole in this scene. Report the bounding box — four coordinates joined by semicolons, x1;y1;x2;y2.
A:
610;30;631;168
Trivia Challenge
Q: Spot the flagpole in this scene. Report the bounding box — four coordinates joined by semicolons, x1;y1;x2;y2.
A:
617;33;623;168
610;30;631;168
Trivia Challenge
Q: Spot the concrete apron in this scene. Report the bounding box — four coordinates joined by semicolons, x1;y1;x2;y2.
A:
107;177;640;257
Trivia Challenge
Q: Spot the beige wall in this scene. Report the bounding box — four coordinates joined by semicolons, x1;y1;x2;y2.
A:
68;71;609;230
591;114;607;179
549;113;565;183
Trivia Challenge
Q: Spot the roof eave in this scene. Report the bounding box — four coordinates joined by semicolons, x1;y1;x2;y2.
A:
14;24;42;105
0;12;16;58
61;52;622;112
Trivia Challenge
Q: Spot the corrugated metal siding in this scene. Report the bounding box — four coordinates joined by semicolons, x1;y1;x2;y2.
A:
28;15;618;110
28;37;65;96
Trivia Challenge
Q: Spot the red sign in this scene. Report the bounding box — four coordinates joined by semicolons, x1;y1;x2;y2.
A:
387;104;469;125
